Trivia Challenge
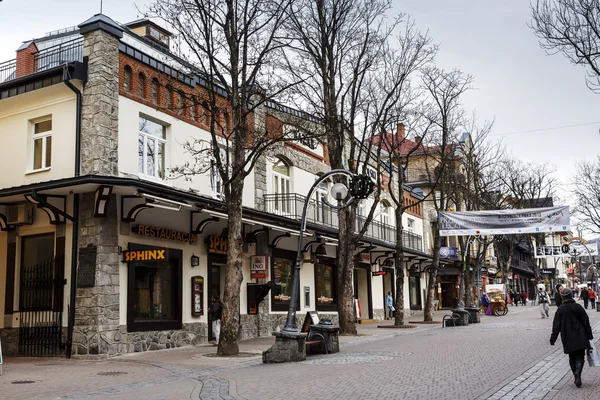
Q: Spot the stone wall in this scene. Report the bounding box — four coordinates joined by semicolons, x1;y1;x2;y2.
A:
72;192;121;356
80;29;120;175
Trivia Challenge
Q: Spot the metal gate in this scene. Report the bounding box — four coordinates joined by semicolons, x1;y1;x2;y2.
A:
18;255;64;356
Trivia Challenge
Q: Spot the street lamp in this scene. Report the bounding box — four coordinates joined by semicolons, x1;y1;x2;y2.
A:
281;169;373;333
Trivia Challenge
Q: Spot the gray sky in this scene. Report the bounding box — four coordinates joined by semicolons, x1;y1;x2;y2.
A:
1;0;599;209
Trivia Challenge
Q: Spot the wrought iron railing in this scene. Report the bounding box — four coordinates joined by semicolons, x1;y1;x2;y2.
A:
0;58;16;83
33;37;83;73
263;193;423;251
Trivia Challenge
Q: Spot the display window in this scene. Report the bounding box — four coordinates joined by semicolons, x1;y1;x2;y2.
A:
127;244;182;332
315;263;337;311
271;250;299;311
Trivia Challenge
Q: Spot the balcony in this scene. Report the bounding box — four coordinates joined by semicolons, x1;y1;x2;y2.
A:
0;37;83;84
263;193;423;252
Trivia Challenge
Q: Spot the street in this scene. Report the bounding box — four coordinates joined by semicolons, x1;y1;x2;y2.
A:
1;305;600;400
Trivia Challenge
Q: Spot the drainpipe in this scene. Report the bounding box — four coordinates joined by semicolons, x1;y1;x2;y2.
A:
64;71;81;358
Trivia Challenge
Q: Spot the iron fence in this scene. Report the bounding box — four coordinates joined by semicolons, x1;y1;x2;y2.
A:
34;37;84;73
0;58;16;83
263;193;423;251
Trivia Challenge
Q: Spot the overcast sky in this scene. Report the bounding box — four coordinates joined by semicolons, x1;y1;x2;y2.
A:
1;0;599;211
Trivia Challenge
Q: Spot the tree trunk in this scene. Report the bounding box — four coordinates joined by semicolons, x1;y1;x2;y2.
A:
337;206;357;334
394;207;405;326
424;224;441;321
464;267;476;307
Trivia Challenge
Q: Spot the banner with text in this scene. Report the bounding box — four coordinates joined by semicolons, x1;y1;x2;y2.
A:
438;206;570;237
534;242;599;259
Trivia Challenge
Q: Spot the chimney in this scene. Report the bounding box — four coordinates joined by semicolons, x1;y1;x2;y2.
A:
396;123;405;140
15;41;38;78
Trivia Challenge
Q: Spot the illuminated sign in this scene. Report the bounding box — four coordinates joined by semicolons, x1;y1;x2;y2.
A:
122;248;167;262
207;235;227;254
132;224;196;244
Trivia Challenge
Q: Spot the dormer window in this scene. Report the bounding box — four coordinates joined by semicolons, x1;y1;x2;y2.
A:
148;26;170;47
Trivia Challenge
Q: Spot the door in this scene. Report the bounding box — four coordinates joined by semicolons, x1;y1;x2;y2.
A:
18;233;64;356
382;267;394;316
353;266;373;319
208;255;226;341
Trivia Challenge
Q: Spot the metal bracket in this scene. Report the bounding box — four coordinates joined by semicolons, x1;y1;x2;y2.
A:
191;215;220;234
270;232;291;247
24;191;70;224
121;195;151;222
94;185;113;217
0;213;16;231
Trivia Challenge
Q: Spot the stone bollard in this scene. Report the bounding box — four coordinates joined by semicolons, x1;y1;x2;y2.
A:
465;307;481;323
451;309;470;326
262;331;307;363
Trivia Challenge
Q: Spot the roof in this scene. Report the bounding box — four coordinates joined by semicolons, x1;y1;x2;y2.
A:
125;19;172;37
369;133;458;157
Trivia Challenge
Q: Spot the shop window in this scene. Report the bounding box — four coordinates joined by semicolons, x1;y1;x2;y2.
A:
271;251;299;312
124;65;132;92
138;115;166;179
151;78;159;104
138;73;146;98
409;273;422;310
315;263;336;311
127;244;182;332
272;157;291;214
31;117;52;171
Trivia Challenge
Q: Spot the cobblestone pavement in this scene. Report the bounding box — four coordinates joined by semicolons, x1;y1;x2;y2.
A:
1;305;599;400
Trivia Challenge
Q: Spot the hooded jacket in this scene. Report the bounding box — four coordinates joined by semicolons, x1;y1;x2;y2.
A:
550;299;593;353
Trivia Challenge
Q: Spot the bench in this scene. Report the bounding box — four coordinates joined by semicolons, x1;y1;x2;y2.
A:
442;313;462;328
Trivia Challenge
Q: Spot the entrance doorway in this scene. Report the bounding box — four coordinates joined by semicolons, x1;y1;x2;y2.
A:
353;266;373;319
208;254;226;342
18;233;64;356
440;279;458;309
382;267;394;317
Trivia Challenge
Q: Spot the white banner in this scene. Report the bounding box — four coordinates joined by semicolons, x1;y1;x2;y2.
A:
534;242;598;259
438;206;570;237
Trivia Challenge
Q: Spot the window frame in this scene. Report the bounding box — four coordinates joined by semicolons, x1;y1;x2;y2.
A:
123;65;132;93
272;158;291;214
30;117;53;173
270;249;300;312
126;243;182;332
211;146;226;199
138;115;167;180
314;259;337;312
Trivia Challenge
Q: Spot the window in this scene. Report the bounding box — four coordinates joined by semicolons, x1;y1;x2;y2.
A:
138;73;146;98
315;263;336;311
407;218;415;232
271;251;299;311
165;86;172;110
32;118;52;171
138;116;166;179
211;146;226;199
151;78;159;104
223;112;230;135
127;244;182;332
201;102;209;125
177;91;185;116
409;272;422;310
124;66;132;93
190;97;197;121
272;157;291;213
314;181;329;225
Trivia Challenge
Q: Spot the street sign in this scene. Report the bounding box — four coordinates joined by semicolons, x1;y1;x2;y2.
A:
561;244;570;254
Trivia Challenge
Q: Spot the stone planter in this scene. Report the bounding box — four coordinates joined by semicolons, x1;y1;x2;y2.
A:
307;323;341;355
465;307;481;323
262;331;307;363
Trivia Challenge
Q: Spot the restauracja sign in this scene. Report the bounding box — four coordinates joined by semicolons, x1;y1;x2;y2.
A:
132;224;197;244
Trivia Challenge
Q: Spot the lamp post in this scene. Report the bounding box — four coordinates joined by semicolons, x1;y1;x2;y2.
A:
281;169;373;333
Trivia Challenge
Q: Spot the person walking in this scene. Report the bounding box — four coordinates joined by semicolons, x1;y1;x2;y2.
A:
554;284;563;308
520;290;527;306
209;295;222;345
481;292;491;315
386;291;394;319
550;287;593;388
581;286;589;309
513;290;521;307
588;287;596;309
538;287;551;318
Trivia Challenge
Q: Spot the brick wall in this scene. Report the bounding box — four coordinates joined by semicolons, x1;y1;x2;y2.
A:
15;42;38;78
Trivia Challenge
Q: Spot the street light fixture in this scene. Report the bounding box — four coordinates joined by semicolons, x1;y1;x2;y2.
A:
281;169;373;333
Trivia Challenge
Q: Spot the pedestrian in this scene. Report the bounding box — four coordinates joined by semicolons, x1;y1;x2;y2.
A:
538;287;551;318
588;287;596;309
386;291;394;319
520;290;527;306
481;292;492;315
550;287;593;388
554;284;563;308
513;290;521;307
509;289;515;306
581;286;589;309
209;295;222;345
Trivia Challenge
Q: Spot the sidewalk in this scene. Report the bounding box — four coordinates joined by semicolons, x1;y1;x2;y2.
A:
0;316;437;400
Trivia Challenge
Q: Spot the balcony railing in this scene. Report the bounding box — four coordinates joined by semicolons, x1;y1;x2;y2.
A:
0;58;16;83
263;193;423;252
34;38;84;73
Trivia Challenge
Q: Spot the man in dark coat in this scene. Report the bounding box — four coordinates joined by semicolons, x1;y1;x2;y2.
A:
554;284;563;307
581;286;589;309
550;288;593;388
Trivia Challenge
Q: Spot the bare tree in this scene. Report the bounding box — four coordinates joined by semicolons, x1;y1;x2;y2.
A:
147;0;298;356
573;157;600;234
530;0;600;92
419;67;473;322
284;0;415;334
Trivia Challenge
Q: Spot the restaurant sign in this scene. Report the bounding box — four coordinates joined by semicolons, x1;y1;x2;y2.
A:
133;224;196;244
122;248;167;263
207;235;227;255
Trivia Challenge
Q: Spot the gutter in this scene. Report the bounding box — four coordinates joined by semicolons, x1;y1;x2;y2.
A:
63;69;82;358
